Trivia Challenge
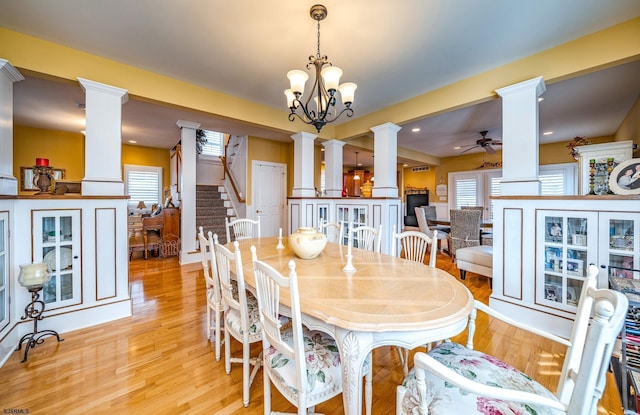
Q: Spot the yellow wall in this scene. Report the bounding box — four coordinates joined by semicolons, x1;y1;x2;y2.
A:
616;95;640;151
13;125;171;194
121;144;171;190
13;125;85;194
247;136;293;205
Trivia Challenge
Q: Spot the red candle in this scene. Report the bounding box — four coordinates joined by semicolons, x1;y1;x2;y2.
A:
35;158;49;166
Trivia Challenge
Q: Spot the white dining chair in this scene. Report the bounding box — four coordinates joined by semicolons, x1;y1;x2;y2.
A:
350;223;382;253
415;207;448;254
391;225;438;267
318;221;343;244
197;227;224;361
250;246;372;415
225;217;261;243
213;238;262;407
391;225;438;375
396;264;627;415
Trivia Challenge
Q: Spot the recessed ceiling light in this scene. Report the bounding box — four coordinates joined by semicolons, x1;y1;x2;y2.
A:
453;146;461;150
543;131;553;136
412;128;420;133
128;140;137;144
403;163;408;167
320;148;325;151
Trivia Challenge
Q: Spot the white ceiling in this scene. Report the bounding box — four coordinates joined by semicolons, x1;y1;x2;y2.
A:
2;0;640;166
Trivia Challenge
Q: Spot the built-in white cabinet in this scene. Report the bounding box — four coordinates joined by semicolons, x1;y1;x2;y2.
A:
575;140;634;195
32;210;81;309
599;212;640;280
537;211;597;312
491;195;640;338
337;204;368;246
0;211;8;331
287;197;401;255
0;197;132;366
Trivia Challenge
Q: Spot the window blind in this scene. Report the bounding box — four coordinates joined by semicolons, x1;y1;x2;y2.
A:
201;130;224;157
455;178;477;209
124;165;162;208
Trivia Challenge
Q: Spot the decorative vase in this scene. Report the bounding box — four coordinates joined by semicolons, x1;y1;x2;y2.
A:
360;180;373;198
289;227;327;260
32;165;54;194
18;263;50;289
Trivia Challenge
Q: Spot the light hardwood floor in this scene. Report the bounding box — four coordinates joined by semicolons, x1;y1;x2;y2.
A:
0;251;624;414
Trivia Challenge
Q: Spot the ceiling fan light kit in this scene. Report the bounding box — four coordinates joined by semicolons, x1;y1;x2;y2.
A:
285;4;357;133
460;130;502;154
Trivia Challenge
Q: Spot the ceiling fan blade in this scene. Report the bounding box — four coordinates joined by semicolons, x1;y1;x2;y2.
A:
460;145;479;154
484;145;496;154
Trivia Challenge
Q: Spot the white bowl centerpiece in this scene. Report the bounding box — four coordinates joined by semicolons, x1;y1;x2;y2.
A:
289;227;327;260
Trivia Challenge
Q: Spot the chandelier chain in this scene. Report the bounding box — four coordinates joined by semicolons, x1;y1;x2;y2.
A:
316;19;321;59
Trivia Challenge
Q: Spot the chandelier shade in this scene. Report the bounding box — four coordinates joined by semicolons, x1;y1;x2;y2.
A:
285;4;357;133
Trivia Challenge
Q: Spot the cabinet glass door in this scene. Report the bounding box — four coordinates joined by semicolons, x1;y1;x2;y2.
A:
0;212;8;328
600;212;640;280
538;210;597;310
32;210;81;308
337;205;368;246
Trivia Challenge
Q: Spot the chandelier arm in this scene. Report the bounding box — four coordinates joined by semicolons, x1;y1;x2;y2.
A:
321;106;354;124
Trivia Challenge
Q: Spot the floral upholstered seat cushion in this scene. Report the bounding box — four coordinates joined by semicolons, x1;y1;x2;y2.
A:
225;292;291;340
264;328;370;404
224;291;262;340
400;342;563;415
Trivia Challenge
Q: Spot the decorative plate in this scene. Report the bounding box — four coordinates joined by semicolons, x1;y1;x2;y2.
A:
43;247;73;271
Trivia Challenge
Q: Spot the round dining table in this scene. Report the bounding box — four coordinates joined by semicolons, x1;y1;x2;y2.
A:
229;236;474;415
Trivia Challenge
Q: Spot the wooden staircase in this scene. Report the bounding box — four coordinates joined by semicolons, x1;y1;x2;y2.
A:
196;185;234;245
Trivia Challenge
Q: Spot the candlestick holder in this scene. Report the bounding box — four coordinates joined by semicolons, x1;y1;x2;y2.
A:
588;159;596;195
16;285;63;362
606;158;615;194
342;254;356;272
276;236;285;250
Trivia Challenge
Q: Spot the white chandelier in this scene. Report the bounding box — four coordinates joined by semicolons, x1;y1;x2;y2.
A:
285;4;357;133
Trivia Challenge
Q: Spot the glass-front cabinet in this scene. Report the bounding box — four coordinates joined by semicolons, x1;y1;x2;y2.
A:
337;204;368;246
0;211;8;330
600;212;639;280
537;209;640;312
537;211;598;311
32;209;81;309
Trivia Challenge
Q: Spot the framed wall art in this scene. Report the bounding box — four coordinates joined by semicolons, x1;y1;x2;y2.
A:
609;158;640;195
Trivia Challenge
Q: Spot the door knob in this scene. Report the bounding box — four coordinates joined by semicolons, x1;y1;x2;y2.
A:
256;210;262;213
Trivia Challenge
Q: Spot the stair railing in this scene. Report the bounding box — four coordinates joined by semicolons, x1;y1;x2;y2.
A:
220;156;245;203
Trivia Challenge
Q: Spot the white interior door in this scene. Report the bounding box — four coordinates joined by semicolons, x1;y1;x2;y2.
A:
252;161;286;237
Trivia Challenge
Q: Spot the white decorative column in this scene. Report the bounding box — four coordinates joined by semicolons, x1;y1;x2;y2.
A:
495;76;546;195
177;120;200;264
371;122;401;197
78;78;128;196
291;131;317;197
322;139;346;197
0;59;24;195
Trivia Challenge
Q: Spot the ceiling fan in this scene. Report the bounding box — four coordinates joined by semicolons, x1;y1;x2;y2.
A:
460;131;502;154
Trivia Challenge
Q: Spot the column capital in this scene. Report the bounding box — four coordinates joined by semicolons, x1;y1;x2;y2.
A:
0;59;25;82
78;78;128;104
176;120;201;130
291;131;318;142
370;122;401;135
322;139;346;149
496;76;546;98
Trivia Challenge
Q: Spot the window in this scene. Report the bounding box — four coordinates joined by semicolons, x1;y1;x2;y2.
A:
124;165;162;210
449;163;576;218
200;129;224;157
